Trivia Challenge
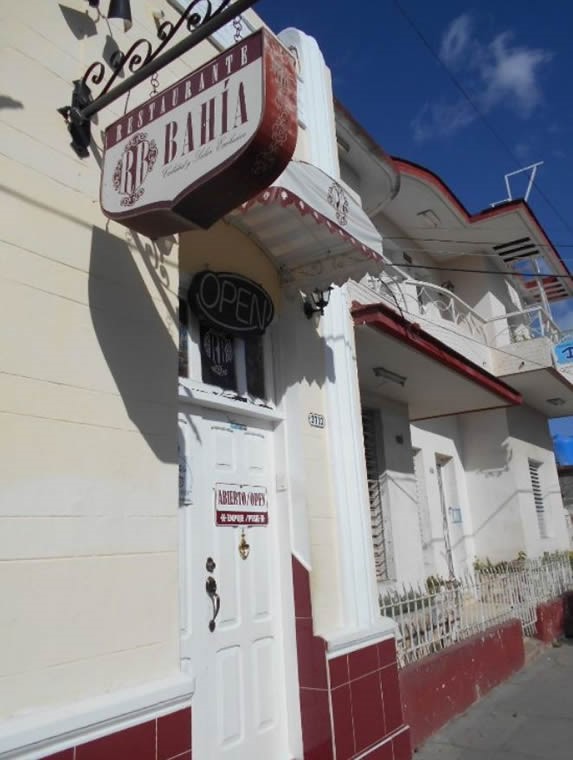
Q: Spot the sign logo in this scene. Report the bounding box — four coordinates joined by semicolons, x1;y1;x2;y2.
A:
112;132;158;207
555;339;573;365
189;270;274;335
327;181;349;226
101;30;297;237
202;328;234;378
308;412;325;429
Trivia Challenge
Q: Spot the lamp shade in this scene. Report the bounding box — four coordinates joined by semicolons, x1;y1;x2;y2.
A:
108;0;132;29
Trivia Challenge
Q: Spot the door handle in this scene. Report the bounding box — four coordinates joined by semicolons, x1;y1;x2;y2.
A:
206;575;220;632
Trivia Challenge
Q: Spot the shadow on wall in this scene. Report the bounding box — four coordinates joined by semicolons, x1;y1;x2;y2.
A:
0;95;23;110
88;226;177;464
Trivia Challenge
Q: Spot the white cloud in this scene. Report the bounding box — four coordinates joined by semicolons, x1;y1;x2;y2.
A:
412;100;474;142
480;33;552;115
439;13;473;66
413;15;552;142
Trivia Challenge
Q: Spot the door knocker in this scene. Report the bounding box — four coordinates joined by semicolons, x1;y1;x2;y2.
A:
238;529;250;560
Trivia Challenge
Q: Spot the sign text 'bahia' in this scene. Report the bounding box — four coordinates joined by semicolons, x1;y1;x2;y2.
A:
100;30;297;237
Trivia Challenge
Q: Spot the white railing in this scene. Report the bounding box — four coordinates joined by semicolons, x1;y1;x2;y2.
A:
368;275;488;343
487;306;563;346
380;553;573;667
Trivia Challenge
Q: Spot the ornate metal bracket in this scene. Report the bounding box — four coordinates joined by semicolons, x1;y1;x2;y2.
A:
58;0;258;158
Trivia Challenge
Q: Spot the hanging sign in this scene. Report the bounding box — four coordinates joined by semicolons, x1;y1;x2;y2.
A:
189;270;274;335
100;29;297;237
555;339;573;365
215;483;268;526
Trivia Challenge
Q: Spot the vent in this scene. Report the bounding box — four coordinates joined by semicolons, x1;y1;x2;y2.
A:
524;276;569;303
361;409;392;581
529;460;548;538
492;236;539;263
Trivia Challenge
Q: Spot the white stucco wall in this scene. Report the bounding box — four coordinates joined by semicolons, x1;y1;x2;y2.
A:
411;417;475;578
459;406;569;563
505;406;570;555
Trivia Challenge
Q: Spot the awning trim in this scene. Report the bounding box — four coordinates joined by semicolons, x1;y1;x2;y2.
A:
239;185;382;264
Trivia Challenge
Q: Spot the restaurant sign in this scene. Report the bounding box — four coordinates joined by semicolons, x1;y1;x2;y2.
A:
215;483;268;526
100;29;297;238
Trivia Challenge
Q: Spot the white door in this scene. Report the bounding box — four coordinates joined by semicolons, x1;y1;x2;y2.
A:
183;406;287;760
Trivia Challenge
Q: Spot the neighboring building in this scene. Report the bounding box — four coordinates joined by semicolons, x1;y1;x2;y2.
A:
335;106;573;582
1;3;571;760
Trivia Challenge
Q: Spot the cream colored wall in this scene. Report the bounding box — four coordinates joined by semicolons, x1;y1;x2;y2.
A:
180;222;282;310
0;0;232;719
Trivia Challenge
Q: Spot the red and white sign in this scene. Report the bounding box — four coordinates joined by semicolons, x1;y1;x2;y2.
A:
215;483;268;526
100;29;297;237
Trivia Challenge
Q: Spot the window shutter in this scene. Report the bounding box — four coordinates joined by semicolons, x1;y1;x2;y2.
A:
529;460;547;538
361;409;392;581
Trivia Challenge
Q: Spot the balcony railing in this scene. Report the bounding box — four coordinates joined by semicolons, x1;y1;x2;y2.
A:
486;306;563;346
367;275;563;351
368;275;489;344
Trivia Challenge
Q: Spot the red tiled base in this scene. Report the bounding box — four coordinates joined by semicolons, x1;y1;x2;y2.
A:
42;707;192;760
292;556;409;760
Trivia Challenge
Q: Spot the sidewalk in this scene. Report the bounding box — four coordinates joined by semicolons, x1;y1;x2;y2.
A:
414;640;573;760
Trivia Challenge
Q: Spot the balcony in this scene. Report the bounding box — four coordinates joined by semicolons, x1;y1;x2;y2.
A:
363;275;492;371
356;275;573;417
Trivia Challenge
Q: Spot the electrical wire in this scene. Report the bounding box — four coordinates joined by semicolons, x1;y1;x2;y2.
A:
393;1;573;238
383;235;573;250
383;262;573;279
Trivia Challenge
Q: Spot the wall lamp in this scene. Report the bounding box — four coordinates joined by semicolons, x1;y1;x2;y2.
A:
303;287;333;319
85;0;132;30
373;366;407;386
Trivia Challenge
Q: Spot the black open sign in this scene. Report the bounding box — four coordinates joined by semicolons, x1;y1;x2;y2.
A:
189;270;274;335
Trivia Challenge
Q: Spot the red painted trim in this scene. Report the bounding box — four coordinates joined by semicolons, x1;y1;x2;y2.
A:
352;300;522;406
400;620;524;750
392;158;572;280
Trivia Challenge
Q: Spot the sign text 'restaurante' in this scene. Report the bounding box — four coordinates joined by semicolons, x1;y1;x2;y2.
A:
106;40;255;151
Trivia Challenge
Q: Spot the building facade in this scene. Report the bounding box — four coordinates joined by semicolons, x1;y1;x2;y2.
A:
1;3;571;760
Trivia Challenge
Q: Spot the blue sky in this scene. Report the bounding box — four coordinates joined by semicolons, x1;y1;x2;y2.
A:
259;0;573;437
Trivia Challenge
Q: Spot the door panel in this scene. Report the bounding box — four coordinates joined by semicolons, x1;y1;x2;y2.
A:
184;406;286;759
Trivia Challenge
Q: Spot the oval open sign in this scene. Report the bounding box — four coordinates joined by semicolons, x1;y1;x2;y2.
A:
188;271;274;336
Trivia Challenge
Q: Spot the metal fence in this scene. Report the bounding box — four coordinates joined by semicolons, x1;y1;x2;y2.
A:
380;554;573;667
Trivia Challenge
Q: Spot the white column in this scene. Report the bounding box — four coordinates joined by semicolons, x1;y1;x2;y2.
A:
322;285;381;632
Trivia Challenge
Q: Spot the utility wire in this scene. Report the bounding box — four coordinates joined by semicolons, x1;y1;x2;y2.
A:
383;262;573;279
393;1;573;238
383;235;573;250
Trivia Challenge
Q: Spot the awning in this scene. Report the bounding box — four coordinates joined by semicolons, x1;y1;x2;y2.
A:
229;160;384;290
353;301;522;420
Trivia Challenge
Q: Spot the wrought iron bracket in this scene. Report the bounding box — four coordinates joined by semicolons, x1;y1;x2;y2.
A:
58;0;259;158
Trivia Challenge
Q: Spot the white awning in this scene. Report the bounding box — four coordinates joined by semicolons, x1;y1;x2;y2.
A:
229;160;384;290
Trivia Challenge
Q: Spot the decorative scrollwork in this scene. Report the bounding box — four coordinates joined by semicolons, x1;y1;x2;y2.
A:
81;0;234;102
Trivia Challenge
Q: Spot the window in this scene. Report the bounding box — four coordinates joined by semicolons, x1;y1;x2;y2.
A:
179;298;268;401
529;460;548;538
361;408;393;582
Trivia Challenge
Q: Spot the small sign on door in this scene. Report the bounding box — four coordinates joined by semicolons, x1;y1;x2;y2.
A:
215;483;268;526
